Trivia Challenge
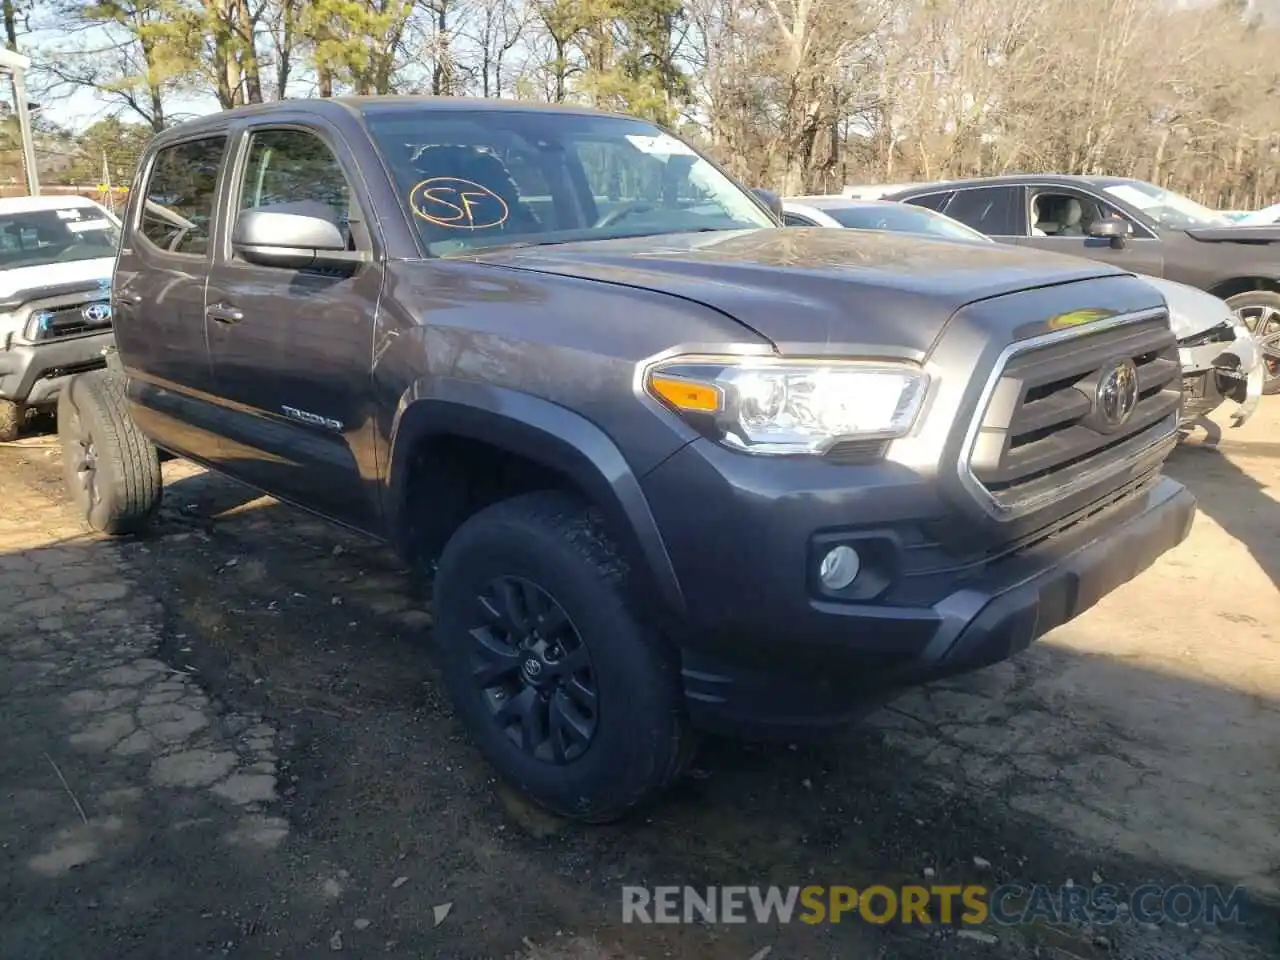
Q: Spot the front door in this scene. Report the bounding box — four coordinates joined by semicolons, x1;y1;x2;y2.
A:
1014;186;1165;276
111;133;231;461
203;123;385;531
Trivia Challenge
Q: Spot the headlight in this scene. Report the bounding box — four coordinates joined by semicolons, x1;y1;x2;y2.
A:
643;355;929;455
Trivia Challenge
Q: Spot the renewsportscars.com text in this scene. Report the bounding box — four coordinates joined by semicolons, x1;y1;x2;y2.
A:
621;884;1248;927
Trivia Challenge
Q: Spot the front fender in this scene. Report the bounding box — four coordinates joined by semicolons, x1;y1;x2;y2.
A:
385;376;686;616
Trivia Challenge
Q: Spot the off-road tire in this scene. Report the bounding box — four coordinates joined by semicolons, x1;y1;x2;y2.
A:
432;491;693;823
58;371;162;535
0;399;23;442
1226;290;1280;396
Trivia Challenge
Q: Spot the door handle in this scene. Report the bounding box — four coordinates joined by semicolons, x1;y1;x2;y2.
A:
206;303;244;325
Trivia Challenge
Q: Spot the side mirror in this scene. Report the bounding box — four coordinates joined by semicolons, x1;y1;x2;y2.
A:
752;187;784;222
1087;215;1130;249
231;209;365;272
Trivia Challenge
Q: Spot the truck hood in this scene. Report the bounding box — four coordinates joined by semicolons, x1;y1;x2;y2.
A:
473;228;1127;354
0;256;113;307
1183;224;1280;244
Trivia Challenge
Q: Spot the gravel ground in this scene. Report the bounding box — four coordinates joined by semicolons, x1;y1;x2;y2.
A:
0;402;1277;960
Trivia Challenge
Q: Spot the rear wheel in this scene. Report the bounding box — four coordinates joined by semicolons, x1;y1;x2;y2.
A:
432;491;693;823
57;371;162;535
1226;290;1280;396
0;399;22;442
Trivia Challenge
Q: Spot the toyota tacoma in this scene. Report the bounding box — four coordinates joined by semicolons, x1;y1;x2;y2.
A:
0;194;119;441
59;97;1196;821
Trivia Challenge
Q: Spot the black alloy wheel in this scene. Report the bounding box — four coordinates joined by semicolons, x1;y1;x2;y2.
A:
469;575;599;764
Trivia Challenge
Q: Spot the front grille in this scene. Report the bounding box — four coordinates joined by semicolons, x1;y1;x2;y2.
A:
964;311;1180;514
25;299;113;342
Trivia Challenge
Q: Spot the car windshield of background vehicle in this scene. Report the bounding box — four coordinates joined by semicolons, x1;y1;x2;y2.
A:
366;111;775;256
0;207;119;269
1235;202;1280;226
1102;182;1233;229
825;204;992;242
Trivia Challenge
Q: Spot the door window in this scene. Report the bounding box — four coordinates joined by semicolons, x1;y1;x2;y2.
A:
941;187;1020;236
140;137;227;255
1028;190;1114;237
903;192;953;213
237;128;356;251
783;212;819;226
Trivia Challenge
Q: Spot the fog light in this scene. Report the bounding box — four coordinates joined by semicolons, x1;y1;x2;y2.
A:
819;545;861;590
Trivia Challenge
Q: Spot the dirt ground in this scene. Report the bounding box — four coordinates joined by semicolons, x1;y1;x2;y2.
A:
1;400;1277;960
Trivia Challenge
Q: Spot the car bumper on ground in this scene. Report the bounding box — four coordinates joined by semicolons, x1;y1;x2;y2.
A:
1178;332;1263;428
662;470;1196;736
0;332;113;406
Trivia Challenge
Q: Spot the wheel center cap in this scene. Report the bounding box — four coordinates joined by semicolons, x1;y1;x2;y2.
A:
521;657;544;682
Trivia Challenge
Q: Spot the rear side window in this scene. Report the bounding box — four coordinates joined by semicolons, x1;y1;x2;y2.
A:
139;136;227;256
904;191;952;212
941;187;1020;236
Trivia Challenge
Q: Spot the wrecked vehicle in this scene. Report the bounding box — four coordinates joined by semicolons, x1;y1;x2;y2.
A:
780;195;1264;429
1144;277;1262;430
59;97;1196;821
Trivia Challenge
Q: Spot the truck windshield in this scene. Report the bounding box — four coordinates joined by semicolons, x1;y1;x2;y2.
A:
364;109;775;256
0;206;120;270
1101;181;1232;230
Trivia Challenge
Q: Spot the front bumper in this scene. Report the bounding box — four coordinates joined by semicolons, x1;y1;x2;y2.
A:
656;463;1196;735
1178;333;1263;428
0;332;113;405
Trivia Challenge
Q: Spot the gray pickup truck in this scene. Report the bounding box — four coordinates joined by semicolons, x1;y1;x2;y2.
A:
60;96;1196;821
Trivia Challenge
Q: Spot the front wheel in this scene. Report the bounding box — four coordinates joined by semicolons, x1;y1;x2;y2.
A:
432;491;693;823
1226;290;1280;396
57;371;163;535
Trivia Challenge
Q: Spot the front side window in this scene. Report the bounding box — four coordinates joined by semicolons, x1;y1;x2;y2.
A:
1101;180;1231;229
783;212;819;226
140;137;227;255
238;128;356;249
1029;190;1121;237
365;110;774;256
0;204;119;270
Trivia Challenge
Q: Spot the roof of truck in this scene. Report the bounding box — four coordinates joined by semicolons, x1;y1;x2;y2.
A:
152;95;633;143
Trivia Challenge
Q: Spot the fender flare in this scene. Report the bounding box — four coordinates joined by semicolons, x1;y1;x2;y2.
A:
385;377;686;616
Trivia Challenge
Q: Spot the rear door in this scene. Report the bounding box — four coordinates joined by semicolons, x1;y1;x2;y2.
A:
202;118;385;531
111;132;230;460
934;186;1023;242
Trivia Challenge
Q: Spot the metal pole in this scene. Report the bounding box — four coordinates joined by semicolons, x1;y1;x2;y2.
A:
11;68;37;196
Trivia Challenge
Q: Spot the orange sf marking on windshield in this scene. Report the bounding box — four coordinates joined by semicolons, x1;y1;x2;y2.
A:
410;177;509;229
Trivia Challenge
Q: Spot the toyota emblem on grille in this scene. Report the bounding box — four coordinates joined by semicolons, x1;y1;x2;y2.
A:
1095;357;1139;429
82;302;112;324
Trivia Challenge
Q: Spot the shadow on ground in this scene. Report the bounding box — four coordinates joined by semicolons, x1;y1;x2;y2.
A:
1;441;1277;960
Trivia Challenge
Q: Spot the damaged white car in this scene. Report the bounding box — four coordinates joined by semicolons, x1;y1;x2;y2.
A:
779;196;1266;430
1143;276;1264;430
